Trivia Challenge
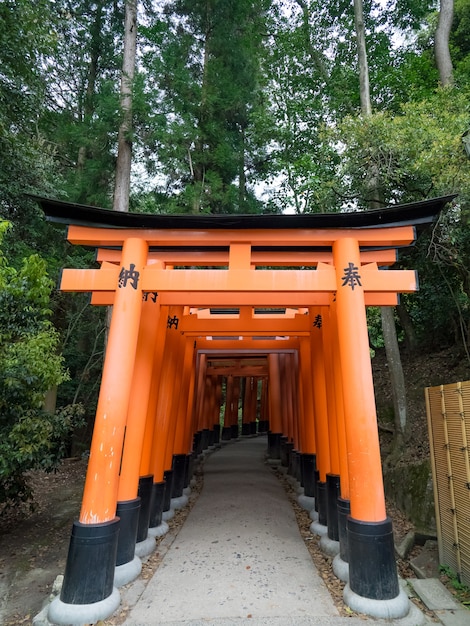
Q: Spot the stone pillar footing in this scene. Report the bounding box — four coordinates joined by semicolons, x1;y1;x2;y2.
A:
114;555;142;587
343;584;410;619
310;520;328;536
135;535;156;558
298;494;314;512
48;587;120;625
148;520;169;537
332;553;350;582
319;534;340;557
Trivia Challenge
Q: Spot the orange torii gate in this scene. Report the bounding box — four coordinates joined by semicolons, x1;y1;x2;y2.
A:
36;195;453;624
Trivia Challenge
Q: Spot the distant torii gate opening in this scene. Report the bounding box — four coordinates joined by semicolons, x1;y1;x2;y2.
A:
36;195;452;624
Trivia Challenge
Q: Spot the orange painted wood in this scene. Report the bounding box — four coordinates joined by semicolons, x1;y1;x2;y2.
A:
330;301;350;500
224;375;234;428
96;247;398;267
67;224;416;247
89;290;398;308
139;305;169;477
173;338;196;454
163;316;186;469
267;354;283;433
333;237;386;523
117;296;161;502
150;316;182;481
310;309;331;483
279;353;291;440
79;237;148;524
63;265;415;294
322;309;341;476
299;336;316;454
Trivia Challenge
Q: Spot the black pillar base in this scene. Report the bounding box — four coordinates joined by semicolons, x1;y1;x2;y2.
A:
213;423;221;444
258;420;269;433
221;426;232;441
115;499;140;566
337;497;351;562
193;431;203;455
136;475;153;542
286;444;296;475
326;474;340;542
241;423;250;436
301;454;316;498
208;428;215;447
60;518;120;604
280;436;290;466
201;428;211;450
171;454;187;498
184;453;192;488
294;451;302;482
314;470;320;511
267;432;281;459
149;481;165;528
317;481;328;526
230;423;239;439
163;469;174;513
348;516;400;600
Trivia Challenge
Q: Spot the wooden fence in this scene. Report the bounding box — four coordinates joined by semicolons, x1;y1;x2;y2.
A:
425;380;470;586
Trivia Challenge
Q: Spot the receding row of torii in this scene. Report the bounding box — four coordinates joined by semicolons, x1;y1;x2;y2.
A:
37;195;451;624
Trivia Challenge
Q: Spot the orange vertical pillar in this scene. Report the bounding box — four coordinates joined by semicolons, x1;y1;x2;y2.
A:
191;353;207;453
150;310;181;522
299;336;317;501
333;237;403;610
321;306;341;546
181;341;198;464
267;353;282;459
213;376;223;443
139;305;169;479
241;377;252;436
54;237;148;618
140;304;169;535
221;375;233;442
165;321;190;507
330;299;351;580
173;338;197;456
310;307;330;530
231;376;241;438
259;377;269;433
115;293;161;582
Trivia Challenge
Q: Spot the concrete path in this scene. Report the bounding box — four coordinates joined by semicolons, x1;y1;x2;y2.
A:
121;437;429;626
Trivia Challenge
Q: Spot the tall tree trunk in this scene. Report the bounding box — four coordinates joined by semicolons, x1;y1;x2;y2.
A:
381;307;406;441
353;0;371;116
353;0;408;442
396;301;418;354
77;1;104;172
113;0;137;213
435;0;454;87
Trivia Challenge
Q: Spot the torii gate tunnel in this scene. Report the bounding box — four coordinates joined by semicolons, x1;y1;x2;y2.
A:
37;195;452;624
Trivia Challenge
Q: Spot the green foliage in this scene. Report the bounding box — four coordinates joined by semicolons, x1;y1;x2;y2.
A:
140;0;270;213
0;222;83;506
439;564;470;606
324;86;470;208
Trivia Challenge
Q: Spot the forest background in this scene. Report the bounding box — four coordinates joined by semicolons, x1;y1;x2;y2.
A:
1;0;470;508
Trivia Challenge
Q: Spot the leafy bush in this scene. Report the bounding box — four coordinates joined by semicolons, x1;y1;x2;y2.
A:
0;221;84;506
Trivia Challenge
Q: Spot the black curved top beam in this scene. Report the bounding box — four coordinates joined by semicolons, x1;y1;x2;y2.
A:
32;194;455;231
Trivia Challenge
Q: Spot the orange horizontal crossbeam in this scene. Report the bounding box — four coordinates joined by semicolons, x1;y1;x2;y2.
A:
90;291;398;307
96;248;398;267
68;224;416;248
61;266;416;295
